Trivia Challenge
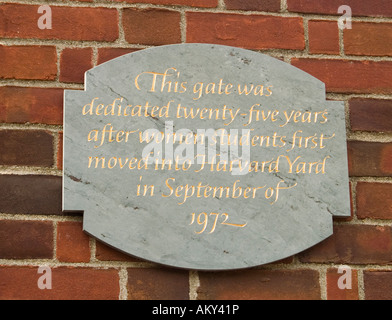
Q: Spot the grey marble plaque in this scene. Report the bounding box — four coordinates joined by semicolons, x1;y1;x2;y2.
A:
63;44;350;270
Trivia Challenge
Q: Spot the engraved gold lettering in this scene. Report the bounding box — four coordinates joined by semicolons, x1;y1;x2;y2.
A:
193;82;203;100
190;212;248;234
319;133;336;149
162;177;174;198
209;212;220;233
238;84;254;95
225;83;233;95
281;110;295;128
221;213;247;228
265;85;273;96
108;157;117;169
88;156;105;169
82;97;99;115
269;180;298;204
196;212;208;234
96;103;104;115
136;175;154;196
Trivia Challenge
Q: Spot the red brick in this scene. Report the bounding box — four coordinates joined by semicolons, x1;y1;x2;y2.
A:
382;146;392;174
0;266;119;300
0;87;63;125
356;182;392;220
0;220;53;259
198;269;320;300
60;48;93;84
187;12;305;50
349;99;392;133
0;45;57;80
57;132;63;170
127;268;189;300
97;48;140;65
0;175;62;215
345;23;392;56
225;0;281;11
123;8;181;45
292;58;392;94
287;0;392;17
347;141;392;177
113;0;217;7
299;224;392;265
308;20;340;55
327;268;359;300
0;4;118;41
0;130;53;167
364;271;392;300
57;221;90;263
95;241;143;262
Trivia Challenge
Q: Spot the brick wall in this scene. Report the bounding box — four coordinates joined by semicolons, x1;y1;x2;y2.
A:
0;0;391;300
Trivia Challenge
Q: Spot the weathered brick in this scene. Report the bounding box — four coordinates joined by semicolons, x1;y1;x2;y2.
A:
127;268;189;300
225;0;281;11
364;271;392;300
0;130;53;167
122;8;181;45
0;45;57;80
308;20;340;55
344;23;392;56
0;175;62;215
349;99;392;132
0;266;120;300
0;4;118;41
97;48;140;65
291;58;392;94
356;182;392;220
347;141;392;177
327;268;359;300
299;224;392;265
287;0;392;17
187;12;305;50
113;0;217;7
197;269;321;300
57;221;90;263
0;220;53;259
0;86;63;125
60;48;93;84
95;241;142;262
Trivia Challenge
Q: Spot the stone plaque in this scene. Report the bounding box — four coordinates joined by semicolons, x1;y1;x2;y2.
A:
63;44;350;270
